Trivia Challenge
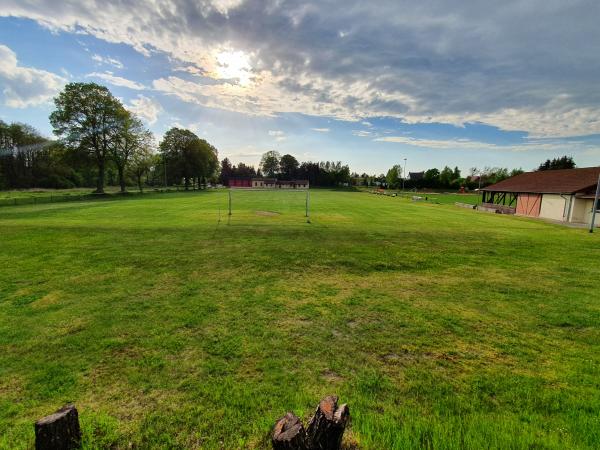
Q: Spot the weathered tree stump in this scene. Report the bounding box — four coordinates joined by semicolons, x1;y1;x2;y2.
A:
34;404;81;450
272;396;350;450
272;412;308;450
306;396;349;450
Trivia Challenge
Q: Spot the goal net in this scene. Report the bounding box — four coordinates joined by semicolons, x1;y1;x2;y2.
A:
226;188;310;222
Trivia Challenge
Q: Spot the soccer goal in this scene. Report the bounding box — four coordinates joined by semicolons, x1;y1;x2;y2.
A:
227;188;311;223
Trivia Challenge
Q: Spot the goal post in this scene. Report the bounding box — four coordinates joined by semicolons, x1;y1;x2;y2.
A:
227;188;311;223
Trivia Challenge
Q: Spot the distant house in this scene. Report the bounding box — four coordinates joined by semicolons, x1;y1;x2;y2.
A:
481;167;600;226
228;178;309;189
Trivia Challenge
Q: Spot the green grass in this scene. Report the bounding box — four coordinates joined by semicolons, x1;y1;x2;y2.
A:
1;190;599;449
0;187;122;199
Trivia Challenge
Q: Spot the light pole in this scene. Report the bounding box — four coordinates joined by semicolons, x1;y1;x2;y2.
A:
402;158;407;191
590;173;600;233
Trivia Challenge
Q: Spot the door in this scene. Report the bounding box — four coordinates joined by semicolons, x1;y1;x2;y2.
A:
516;193;542;217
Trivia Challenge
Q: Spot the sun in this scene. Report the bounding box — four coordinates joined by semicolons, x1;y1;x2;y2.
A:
215;50;253;86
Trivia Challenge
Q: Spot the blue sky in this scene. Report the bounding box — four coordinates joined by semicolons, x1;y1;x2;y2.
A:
1;1;600;175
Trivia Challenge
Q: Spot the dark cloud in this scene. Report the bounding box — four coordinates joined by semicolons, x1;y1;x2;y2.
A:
2;0;600;136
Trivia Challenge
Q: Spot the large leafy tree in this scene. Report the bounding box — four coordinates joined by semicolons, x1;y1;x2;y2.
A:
386;164;402;189
159;128;218;189
50;82;123;193
260;150;281;177
129;144;155;192
279;154;299;180
109;110;153;193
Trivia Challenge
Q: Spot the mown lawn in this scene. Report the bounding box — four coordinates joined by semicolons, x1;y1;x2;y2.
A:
0;190;599;449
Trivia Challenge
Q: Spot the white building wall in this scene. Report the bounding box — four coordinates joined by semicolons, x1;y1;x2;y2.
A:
539;194;569;221
569;198;587;223
582;199;600;227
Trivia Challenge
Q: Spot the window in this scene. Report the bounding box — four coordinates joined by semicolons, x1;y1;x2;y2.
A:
596;198;600;211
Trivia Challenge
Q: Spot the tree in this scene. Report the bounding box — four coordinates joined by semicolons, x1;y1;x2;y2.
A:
424;168;440;187
452;166;461;180
260;150;281;177
0;120;50;188
159;128;218;189
50;82;123;193
439;166;454;188
538;156;576;171
129;141;155;192
279;154;299;180
386;165;402;189
236;163;257;178
109;110;153;193
219;158;233;184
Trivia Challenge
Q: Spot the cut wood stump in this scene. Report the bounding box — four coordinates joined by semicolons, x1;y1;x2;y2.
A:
272;412;307;450
272;396;349;450
306;396;349;450
34;404;81;450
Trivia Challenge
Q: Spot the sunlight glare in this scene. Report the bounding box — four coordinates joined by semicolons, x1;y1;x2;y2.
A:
215;50;253;86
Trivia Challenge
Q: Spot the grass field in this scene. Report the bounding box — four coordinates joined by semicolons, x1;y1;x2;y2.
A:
1;190;599;449
0;187;124;200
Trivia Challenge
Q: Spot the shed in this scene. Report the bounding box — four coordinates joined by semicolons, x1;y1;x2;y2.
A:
481;167;600;226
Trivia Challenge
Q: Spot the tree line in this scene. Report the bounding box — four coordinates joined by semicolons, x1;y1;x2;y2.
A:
0;81;578;193
0;82;218;193
219;150;352;187
357;156;576;191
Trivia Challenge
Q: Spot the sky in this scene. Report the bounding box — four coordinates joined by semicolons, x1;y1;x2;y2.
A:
1;0;600;175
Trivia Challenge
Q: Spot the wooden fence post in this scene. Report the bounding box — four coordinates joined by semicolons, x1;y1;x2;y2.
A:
34;404;81;450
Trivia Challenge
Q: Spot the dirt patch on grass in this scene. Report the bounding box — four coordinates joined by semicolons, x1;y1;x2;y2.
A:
32;291;61;309
255;210;280;216
322;369;344;383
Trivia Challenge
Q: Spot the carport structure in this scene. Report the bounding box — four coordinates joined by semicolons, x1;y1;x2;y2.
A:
480;167;600;226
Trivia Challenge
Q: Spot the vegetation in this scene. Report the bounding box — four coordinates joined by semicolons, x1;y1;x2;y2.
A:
1;190;599;449
357;166;527;191
0;83;218;193
222;153;352;187
159;128;219;190
538;156;576;171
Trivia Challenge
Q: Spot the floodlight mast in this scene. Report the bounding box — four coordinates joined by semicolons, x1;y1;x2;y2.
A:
590;173;600;233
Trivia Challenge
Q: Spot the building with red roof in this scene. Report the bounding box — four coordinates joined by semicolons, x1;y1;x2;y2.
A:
481;167;600;226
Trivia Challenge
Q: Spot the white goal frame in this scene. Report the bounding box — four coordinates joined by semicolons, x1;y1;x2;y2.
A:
227;188;310;223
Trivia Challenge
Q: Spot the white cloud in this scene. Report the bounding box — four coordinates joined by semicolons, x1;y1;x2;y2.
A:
127;95;161;124
91;53;124;69
0;44;65;108
311;127;330;132
3;1;600;137
352;130;372;137
268;130;286;141
374;135;598;153
87;72;145;90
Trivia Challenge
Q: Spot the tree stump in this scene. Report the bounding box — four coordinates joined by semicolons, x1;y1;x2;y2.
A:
306;396;349;450
34;404;81;450
272;412;308;450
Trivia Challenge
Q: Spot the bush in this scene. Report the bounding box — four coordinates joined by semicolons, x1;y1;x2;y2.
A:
38;174;76;189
